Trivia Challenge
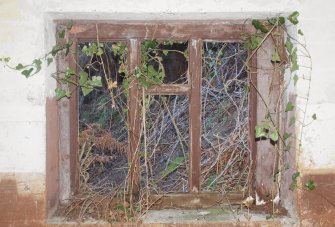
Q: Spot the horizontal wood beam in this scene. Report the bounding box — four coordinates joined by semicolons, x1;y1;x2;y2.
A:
145;84;190;95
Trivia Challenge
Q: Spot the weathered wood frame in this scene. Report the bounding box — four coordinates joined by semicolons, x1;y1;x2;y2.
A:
49;21;268;210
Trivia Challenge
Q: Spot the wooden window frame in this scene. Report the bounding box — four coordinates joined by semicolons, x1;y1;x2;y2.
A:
49;21;264;210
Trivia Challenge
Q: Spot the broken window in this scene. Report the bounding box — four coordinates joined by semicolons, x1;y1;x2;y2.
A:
201;42;249;192
51;22;281;222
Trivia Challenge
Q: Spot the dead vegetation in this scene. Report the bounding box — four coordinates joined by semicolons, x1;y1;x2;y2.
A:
58;41;251;222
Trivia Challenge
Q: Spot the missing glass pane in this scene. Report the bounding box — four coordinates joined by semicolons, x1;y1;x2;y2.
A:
141;40;188;85
78;42;128;192
141;95;189;193
201;42;250;192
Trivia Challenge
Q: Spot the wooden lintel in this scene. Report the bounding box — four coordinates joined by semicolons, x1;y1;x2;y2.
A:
145;84;190;95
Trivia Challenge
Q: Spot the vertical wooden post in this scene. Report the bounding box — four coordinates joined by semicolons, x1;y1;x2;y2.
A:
189;39;202;192
128;39;141;196
248;53;257;194
69;39;80;194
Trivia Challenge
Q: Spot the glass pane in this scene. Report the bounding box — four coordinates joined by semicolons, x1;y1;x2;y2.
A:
78;42;128;192
141;95;189;193
201;42;250;192
140;40;188;85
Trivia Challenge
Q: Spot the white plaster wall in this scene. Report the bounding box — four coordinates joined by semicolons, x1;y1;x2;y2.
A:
0;0;334;173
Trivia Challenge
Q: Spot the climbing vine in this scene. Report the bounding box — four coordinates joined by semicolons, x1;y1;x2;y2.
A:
0;11;318;222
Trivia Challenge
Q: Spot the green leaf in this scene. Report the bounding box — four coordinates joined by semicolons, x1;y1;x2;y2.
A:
283;132;291;140
268;18;277;25
278;17;285;25
81;86;93;96
285;102;295;112
270;130;279;142
250;35;263;50
289;116;296;127
298;29;304;36
292;171;300;181
259;26;269;33
21;68;34;78
271;51;281;63
285;38;293;54
162;50;168;56
15;63;24;70
161;156;184;177
33;59;42;74
1;57;11;62
305;180;315;190
79;71;88;86
289;181;297;191
55;88;69;100
58;29;65;39
255;124;270;138
97;47;104;56
293;74;298;86
47;57;53;66
66;20;74;30
288;11;300;25
90;76;102;87
312;113;317;120
285;141;292;152
252;19;262;30
66;67;75;77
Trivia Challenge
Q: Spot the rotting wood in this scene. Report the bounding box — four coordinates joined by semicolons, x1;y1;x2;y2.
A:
65;21;254;40
150;192;243;209
145;84;189;95
128;39;141;196
69;39;80;195
189;39;202;192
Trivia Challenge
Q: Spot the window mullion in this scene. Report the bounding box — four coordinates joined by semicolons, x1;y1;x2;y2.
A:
189;39;202;192
128;38;141;196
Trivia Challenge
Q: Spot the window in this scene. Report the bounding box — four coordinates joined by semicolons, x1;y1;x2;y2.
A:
47;21;287;219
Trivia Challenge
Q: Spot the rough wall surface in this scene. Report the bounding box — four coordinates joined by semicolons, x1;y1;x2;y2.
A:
0;0;335;226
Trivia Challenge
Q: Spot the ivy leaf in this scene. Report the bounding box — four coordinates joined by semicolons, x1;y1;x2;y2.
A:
55;88;69;100
268;18;277;25
285;38;293;54
21;68;34;78
283;132;291;140
250;36;263;50
58;30;65;39
81;86;93;96
289;116;296;127
292;171;300;181
66;20;74;30
33;59;42;74
298;29;304;36
255;124;270;138
271;51;281;63
90;76;102;87
289;181;297;191
312;113;317;120
293;74;298;86
288;11;300;25
47;57;53;66
270;130;279;142
278;17;285;25
15;63;24;70
79;71;88;86
285;102;295;112
66;67;75;78
1;57;11;62
305;180;315;190
252;19;262;30
285;141;292;152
